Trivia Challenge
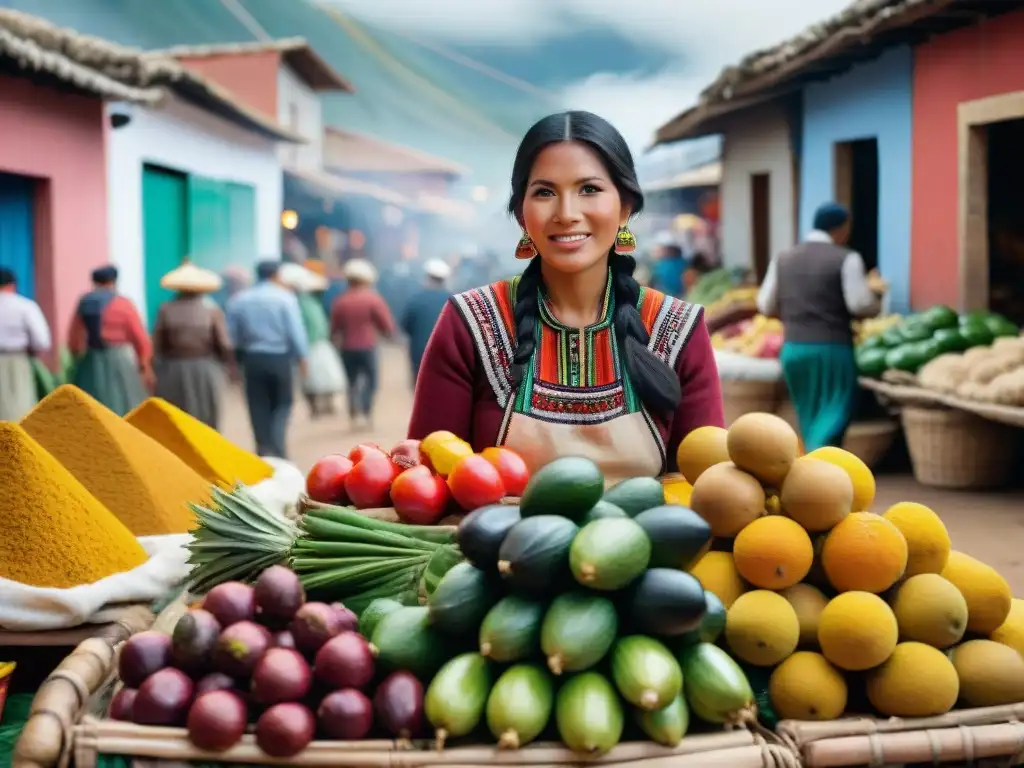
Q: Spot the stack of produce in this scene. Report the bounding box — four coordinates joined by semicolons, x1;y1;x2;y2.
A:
705;286;758;332
677;413;1024;720
0;422;148;588
852;314;902;346
305;434;528;524
125;397;274;488
711;314;784;359
685;268;737;307
856;306;1019;378
20;385;210;535
917;335;1024;406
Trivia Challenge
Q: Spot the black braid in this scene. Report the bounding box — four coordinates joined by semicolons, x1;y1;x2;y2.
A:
509;257;543;387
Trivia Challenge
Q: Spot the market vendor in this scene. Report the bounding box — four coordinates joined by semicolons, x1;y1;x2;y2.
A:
68;265;153;416
407;111;725;481
756;202;886;451
0;267;51;421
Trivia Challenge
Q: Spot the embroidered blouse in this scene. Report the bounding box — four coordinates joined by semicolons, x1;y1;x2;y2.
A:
407;277;725;473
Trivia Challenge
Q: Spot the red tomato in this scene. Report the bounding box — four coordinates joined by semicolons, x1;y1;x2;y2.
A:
480;447;530;497
447;454;506;512
305;455;354;504
344;455;399;509
390;465;450;525
348;443;387;464
388;439;423;471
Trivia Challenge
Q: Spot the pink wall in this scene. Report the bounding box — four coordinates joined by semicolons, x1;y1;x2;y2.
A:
178;52;280;120
911;9;1024;309
0;75;109;352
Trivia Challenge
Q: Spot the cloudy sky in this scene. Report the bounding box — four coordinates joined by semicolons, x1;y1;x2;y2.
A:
325;0;854;150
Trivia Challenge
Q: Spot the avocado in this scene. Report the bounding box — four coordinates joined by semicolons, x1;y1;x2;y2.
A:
497;515;579;593
632;505;712;571
519;457;604;521
601;476;665;517
856;346;889;377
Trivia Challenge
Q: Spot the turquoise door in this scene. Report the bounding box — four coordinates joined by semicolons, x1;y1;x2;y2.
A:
0;172;36;299
226;182;257;267
187;176;257;274
142;165;188;329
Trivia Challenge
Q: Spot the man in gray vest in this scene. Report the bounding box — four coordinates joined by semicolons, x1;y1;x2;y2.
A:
756;202;885;452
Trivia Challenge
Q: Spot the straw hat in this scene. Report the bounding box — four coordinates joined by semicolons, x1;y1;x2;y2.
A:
343;258;378;284
160;262;223;293
279;261;329;292
423;259;451;280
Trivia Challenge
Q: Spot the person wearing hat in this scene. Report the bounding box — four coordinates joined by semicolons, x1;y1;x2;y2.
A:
152;262;233;429
757;202;886;451
329;258;396;431
401;259;452;385
67;265;153;416
226;259;309;459
0;267;52;421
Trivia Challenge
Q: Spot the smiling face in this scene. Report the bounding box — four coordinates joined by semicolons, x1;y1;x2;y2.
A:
520;141;630;277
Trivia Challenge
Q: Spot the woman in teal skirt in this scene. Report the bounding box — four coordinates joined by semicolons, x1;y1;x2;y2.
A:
756;203;885;451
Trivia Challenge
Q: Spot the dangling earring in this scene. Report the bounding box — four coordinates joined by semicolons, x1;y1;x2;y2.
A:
614;225;637;256
515;232;537;260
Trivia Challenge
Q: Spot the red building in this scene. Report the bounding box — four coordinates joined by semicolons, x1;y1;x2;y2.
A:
912;7;1024;323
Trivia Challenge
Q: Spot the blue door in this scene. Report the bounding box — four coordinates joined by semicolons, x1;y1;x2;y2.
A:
0;172;35;298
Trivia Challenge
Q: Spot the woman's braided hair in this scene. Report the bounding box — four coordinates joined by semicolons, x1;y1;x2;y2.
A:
507;111;682;416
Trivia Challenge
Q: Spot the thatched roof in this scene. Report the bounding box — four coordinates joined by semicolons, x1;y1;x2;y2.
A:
653;0;1021;145
150;38;354;93
0;9;304;142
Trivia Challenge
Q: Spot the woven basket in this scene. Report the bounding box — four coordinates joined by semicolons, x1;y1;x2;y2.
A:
901;405;1018;489
841;420;899;469
722;379;785;426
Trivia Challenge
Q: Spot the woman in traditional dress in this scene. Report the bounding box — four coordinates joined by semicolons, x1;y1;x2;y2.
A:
407;111;725;482
279;262;346;419
152;262;233;429
68;265;153;416
0;267;52;421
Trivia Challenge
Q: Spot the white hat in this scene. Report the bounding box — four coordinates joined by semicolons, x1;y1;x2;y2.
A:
424;259;451;280
343;258;378;284
279;262;328;292
160;262;223;293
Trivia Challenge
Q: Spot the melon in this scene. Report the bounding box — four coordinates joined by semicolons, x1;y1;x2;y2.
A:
675;426;729;484
689;462;765;538
940;551;1012;634
866;642;959;717
725;590;799;667
780;583;829;647
952;639;1024;707
769;651;847;721
780;457;854;533
726;412;799;488
889;574;967;649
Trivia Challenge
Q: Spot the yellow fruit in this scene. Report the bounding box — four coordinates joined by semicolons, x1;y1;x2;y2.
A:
890;574;968;649
733;516;813;590
821;512;908;594
940;551;1012;634
990;598;1024;656
676;426;730;484
689;551;746;608
806;446;876;512
881;502;951;577
804;533;831;590
780;457;854;533
780;583;830;647
661;475;693;507
769;651;847;721
866;642;959;717
765;494;781;516
952;639;1024;707
727;412;800;488
689;462;766;538
725;590;800;667
818;592;898;671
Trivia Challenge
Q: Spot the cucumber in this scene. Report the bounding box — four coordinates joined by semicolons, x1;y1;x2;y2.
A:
627;567;707;637
456;504;521;571
424;652;492;749
611;635;683;711
428;562;501;635
635;693;689;747
486;664;554;749
602;476;665;517
497;515;579;593
519;457;604;521
673;591;727;648
580;500;627;525
633;504;712;570
555;671;623;756
371;606;451;679
680;642;756;725
479;594;546;662
541;591;618;675
359;598;403;640
570;517;651;590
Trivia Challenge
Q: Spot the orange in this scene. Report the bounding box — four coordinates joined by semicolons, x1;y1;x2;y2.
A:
821;512;908;593
675;426;729;484
806;446;876;512
732;516;813;590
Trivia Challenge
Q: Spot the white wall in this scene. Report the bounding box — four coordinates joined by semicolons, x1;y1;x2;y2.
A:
719;101;797;270
277;65;322;171
106;95;283;318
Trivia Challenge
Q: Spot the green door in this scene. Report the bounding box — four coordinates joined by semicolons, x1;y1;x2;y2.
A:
226;182;257;267
142;165;188;329
187;176;257;274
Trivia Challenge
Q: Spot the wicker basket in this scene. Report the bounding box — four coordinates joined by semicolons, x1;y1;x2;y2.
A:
841;420;899;469
901;405;1018;489
721;379;786;426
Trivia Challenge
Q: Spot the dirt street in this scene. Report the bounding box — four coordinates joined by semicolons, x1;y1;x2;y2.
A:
220;343;1024;595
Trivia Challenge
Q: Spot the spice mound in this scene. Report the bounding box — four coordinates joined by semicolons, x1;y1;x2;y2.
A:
126;397;273;488
21;385;211;536
0;423;148;588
